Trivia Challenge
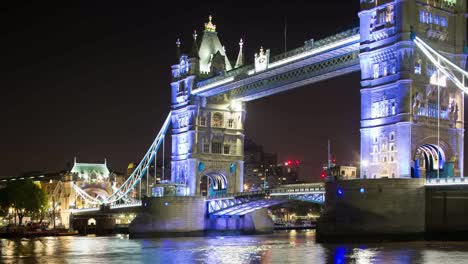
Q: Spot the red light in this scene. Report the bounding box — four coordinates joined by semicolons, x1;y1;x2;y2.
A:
332;159;336;163
320;172;326;179
286;160;292;166
295;160;300;166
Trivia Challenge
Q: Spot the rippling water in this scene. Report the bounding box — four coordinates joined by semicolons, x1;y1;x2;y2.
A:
2;230;468;263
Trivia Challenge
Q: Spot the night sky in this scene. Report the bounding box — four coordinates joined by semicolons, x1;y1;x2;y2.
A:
2;1;449;181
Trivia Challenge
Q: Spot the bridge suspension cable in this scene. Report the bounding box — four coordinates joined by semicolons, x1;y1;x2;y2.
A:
72;183;102;205
413;36;468;93
105;112;172;204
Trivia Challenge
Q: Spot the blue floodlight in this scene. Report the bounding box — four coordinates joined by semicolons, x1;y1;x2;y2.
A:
337;188;344;196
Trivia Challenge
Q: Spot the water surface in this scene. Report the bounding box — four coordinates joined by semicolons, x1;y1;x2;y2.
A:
2;230;468;263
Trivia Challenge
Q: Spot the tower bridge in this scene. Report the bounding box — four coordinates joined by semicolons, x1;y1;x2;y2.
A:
38;0;468;237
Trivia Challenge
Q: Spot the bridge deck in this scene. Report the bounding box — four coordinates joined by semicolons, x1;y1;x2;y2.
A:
193;28;360;101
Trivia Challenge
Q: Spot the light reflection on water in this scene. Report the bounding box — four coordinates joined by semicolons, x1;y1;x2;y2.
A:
2;230;468;263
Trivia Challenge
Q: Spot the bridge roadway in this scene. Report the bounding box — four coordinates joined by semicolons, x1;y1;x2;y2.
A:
206;183;325;216
71;183;325;217
70;178;468;217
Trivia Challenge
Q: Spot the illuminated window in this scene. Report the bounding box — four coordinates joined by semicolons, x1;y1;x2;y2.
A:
427;12;433;24
383;64;388;77
391;101;396;115
212;113;223;128
228;119;234;128
212;142;222;154
441;16;448;27
434;15;440;25
415;60;422;75
373;64;379;79
419;10;425;23
373;145;379;154
223;145;230;155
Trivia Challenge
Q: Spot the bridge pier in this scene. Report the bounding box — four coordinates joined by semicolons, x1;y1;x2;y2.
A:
129;196;207;238
206;208;274;235
71;214;116;235
317;179;426;242
129;197;274;238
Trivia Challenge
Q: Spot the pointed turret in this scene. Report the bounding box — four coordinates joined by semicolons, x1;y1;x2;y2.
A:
198;15;232;73
235;38;245;68
189;30;199;58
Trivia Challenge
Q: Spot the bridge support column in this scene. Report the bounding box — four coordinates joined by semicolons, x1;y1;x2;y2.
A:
206;208;274;235
129;196;206;238
71;214;116;235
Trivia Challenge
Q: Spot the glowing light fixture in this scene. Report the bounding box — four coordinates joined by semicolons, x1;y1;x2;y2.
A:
337;188;344;196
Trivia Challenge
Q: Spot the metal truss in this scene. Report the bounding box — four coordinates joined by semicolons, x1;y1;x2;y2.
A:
230;51;360;101
288;193;325;204
208;187;325;216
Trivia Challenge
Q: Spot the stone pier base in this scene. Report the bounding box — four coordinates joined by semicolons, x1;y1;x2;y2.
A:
129;197;274;238
206;208;274;235
129;196;206;238
317;179;426;242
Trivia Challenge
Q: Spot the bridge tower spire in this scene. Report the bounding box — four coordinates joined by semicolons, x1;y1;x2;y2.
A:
235;38;245;68
359;0;466;179
170;17;245;196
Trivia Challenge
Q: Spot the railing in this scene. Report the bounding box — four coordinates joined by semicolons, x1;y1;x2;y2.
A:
207;186;325;200
110;201;142;209
426;177;467;186
195;27;360;90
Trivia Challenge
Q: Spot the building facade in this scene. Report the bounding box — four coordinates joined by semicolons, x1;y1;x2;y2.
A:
359;0;466;179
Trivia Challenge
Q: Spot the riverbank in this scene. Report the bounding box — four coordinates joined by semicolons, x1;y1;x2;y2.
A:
0;228;78;238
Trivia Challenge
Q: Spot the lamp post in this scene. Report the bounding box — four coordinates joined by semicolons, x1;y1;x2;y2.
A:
263;168;269;190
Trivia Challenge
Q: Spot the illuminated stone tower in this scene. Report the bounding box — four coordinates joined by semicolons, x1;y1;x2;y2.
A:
170;16;245;196
359;0;466;178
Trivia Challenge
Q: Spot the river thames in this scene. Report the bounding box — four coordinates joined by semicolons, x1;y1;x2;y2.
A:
3;230;468;263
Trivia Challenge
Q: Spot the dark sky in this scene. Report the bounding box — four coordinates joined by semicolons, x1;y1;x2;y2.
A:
2;1;369;180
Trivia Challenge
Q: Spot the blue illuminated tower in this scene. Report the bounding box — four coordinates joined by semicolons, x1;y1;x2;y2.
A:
170;16;245;196
359;0;466;178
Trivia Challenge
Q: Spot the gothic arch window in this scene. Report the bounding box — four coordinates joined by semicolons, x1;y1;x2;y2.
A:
212;142;222;154
178;81;185;93
415;59;422;75
212;113;224;128
228;119;234;128
373;64;380;79
199;116;207;126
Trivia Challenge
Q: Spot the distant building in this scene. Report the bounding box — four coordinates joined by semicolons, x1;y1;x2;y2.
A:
243;139;278;191
243;140;303;190
276;160;301;185
329;165;358;180
70;158;110;182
